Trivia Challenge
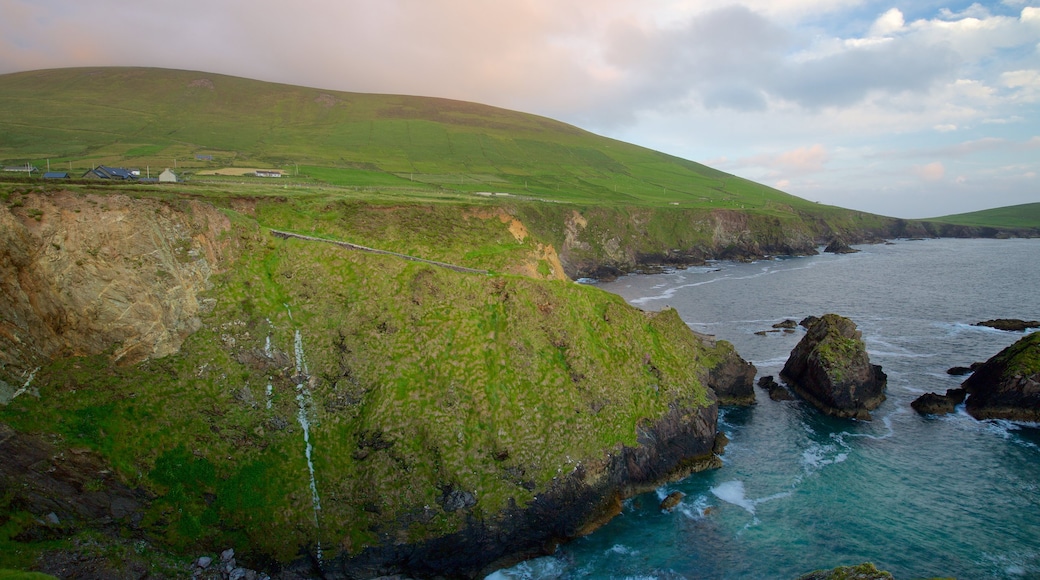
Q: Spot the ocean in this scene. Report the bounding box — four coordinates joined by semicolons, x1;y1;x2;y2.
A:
490;238;1040;580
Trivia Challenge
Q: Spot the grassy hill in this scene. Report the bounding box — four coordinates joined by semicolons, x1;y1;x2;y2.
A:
0;66;835;213
928;203;1040;229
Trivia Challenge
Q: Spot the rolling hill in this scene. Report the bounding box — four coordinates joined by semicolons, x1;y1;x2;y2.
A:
928;202;1040;229
0;66;830;211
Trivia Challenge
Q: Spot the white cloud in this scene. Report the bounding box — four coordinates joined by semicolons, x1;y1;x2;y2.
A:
935;124;958;132
870;8;905;37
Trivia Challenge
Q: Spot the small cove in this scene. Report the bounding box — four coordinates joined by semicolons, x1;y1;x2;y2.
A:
491;238;1040;580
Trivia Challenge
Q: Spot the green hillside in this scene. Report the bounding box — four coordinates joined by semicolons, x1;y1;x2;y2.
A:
928;203;1040;229
0;66;831;212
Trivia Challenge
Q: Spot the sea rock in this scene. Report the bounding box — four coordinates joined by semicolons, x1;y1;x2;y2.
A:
780;314;887;420
703;341;757;405
947;366;974;376
823;238;859;254
659;491;684;511
773;319;798;329
757;375;795;401
911;388;966;416
974;319;1040;332
799;316;820;329
962;332;1040;421
796;562;894;580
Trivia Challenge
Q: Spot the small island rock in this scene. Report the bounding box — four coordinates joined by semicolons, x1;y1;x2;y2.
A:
974;319;1040;332
962;332;1040;421
780;314;887;420
911;388;966;416
823;238;859;254
757;375;795;401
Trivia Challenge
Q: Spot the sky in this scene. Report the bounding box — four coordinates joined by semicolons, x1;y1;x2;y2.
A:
1;1;1038;218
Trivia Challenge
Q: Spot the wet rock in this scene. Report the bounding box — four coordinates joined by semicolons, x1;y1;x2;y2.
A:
799;316;820;329
974;319;1040;332
911;388;966;416
757;375;794;401
773;319;798;329
659;491;684;511
947;366;974;376
962;332;1040;421
780;314;887;420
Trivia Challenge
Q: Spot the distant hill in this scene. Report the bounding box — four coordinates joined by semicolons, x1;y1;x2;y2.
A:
0;66;831;212
928;203;1040;229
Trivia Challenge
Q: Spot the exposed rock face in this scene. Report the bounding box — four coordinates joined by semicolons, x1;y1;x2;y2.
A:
0;422;147;531
911;388;966;416
974;319;1040;332
780;314;887;420
326;402;721;579
702;339;757;405
0;191;230;381
962;332;1040;421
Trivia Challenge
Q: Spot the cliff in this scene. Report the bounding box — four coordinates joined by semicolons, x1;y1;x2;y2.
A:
0;189;737;577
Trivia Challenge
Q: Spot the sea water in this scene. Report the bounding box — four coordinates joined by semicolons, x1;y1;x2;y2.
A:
490;238;1040;580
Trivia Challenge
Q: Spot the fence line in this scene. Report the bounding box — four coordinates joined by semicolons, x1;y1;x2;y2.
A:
269;229;489;275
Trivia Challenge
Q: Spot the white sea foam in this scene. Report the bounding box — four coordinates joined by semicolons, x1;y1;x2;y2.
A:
710;480;756;515
486;556;567;579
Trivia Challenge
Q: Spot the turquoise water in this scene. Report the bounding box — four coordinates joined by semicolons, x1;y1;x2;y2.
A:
491;238;1040;580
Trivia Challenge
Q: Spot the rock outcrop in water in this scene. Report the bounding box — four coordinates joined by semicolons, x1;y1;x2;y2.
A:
961;332;1040;421
910;388;966;416
780;314;887;420
702;338;757;405
974;319;1040;332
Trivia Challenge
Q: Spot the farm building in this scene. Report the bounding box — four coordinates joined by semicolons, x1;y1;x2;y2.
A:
159;168;178;183
43;172;70;179
255;170;282;178
3;165;38;174
82;166;137;180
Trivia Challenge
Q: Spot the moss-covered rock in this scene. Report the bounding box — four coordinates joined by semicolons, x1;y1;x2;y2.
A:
962;332;1040;421
780;314;887;420
796;562;894;580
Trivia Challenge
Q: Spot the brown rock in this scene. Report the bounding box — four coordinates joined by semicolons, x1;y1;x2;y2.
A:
659;491;685;511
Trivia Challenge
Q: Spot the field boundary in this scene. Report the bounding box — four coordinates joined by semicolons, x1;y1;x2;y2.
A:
269;229;489;275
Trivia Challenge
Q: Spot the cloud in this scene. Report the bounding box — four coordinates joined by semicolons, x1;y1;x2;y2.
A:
914;162;946;181
870;8;905;37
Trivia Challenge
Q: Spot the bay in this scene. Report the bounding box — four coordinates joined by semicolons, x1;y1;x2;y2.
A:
491;238;1040;580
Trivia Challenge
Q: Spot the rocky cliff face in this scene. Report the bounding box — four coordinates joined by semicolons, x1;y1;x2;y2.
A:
0;191;230;385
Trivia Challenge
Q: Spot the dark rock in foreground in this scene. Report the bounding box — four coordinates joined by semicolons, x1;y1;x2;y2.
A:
796;562;894;580
780;314;887;420
911;388;966;416
974;319;1040;332
703;340;757;406
962;332;1040;421
823;238;859;254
